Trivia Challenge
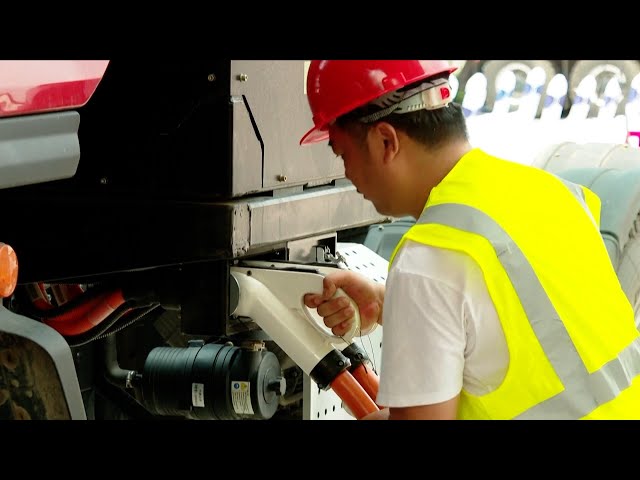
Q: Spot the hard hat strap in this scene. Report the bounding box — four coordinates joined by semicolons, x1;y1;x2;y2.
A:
358;78;453;123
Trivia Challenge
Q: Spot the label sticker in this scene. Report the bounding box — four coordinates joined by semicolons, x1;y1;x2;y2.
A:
231;380;254;415
192;383;205;408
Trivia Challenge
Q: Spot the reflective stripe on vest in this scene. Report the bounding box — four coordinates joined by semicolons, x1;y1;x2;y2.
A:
419;202;640;419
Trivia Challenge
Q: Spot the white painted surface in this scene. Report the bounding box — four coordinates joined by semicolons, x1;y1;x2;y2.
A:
303;243;386;420
466;114;629;166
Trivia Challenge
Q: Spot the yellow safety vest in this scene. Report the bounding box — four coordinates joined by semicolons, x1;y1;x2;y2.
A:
389;148;640;419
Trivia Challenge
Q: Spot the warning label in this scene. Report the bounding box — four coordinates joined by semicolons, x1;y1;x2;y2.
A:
192;383;205;408
231;380;254;415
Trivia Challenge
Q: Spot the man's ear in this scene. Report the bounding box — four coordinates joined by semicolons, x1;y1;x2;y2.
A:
376;122;400;163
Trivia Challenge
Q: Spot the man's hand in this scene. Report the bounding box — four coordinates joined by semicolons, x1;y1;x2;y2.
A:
361;407;390;420
303;270;384;337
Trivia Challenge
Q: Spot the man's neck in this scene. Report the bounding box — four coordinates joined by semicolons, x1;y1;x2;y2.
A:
409;141;474;219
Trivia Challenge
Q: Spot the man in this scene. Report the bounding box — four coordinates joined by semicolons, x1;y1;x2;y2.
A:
300;60;640;420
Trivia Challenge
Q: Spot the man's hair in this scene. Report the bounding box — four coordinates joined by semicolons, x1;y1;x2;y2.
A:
334;75;469;149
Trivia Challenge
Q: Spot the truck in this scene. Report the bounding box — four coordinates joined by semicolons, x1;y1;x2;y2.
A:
0;60;388;420
2;60;640;421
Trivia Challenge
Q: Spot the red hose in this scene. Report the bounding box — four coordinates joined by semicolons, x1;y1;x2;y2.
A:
351;363;380;406
45;293;110;323
44;290;127;336
329;370;379;420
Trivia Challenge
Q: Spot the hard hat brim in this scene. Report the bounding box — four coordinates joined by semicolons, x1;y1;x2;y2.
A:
300;125;329;145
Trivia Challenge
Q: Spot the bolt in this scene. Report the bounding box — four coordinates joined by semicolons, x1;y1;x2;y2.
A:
125;371;136;389
238;73;248;82
267;377;286;396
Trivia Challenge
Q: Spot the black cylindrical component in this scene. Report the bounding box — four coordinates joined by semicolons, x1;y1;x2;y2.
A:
309;349;351;390
140;341;283;420
139;341;202;417
341;343;371;371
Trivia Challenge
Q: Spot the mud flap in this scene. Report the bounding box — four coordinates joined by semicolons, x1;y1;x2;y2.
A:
0;306;86;419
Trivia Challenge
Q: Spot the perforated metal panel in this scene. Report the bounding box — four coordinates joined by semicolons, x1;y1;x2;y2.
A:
302;242;386;420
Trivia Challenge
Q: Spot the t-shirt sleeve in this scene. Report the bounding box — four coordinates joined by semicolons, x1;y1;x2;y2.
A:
375;267;467;408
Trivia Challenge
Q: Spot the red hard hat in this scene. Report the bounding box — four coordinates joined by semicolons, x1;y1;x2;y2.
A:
300;60;457;145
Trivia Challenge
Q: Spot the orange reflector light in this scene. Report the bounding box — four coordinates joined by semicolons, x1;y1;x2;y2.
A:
0;243;18;298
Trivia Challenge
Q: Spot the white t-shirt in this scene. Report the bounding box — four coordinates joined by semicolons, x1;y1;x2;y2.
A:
375;240;510;408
